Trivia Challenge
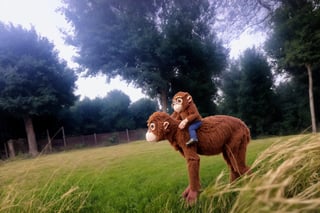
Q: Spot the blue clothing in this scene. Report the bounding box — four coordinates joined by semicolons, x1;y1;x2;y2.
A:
188;120;202;140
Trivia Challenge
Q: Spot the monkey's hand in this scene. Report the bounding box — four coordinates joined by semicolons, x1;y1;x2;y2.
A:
182;186;198;206
178;119;188;129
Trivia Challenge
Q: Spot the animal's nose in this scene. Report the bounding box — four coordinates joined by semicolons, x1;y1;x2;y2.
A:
146;131;157;142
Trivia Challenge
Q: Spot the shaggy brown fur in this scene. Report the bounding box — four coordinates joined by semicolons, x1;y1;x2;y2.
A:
146;111;251;204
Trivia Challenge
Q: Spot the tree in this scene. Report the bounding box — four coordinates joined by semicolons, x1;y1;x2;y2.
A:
153;0;227;113
265;1;320;133
129;98;158;128
238;48;276;136
60;92;157;135
66;98;105;134
0;110;25;149
218;61;242;116
101;90;134;131
274;77;310;134
61;0;227;112
0;23;77;156
220;48;276;136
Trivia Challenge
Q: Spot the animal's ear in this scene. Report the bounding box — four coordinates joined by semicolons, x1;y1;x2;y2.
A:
163;121;169;130
187;95;192;103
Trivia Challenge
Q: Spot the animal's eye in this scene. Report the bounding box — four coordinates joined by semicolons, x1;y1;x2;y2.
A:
149;123;156;131
177;98;183;104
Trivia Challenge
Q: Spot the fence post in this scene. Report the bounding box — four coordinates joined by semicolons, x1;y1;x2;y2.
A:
62;126;67;149
46;129;53;152
126;129;130;142
4;142;8;158
94;133;97;145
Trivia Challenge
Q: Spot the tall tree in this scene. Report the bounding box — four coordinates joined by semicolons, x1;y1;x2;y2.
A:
220;48;276;136
100;90;134;131
129;98;158;128
265;1;320;133
0;23;77;156
67;97;105;134
274;76;310;134
61;0;227;112
218;61;242;116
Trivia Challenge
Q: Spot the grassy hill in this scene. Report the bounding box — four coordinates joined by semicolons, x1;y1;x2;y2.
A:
0;134;319;212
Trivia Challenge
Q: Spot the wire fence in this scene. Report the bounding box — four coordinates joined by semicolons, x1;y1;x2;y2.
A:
1;128;147;159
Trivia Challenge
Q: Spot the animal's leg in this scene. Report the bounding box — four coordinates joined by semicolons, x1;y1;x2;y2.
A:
222;150;239;182
182;156;201;205
235;134;251;175
226;130;252;176
226;145;241;177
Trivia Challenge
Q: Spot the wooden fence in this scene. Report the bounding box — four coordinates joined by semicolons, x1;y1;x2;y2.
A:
39;128;147;151
1;128;147;158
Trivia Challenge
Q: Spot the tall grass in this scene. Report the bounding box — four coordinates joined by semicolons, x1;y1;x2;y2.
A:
0;134;319;212
203;134;320;212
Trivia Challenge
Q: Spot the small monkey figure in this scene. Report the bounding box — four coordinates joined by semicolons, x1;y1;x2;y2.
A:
171;91;202;146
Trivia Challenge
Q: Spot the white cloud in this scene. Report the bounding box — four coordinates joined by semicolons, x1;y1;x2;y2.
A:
229;31;266;58
75;75;147;102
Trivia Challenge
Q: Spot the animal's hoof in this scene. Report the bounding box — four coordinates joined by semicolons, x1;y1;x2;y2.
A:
182;186;191;198
181;186;198;206
186;190;198;205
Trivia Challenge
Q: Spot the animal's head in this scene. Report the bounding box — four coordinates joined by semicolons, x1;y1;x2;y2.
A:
146;111;176;142
171;91;194;113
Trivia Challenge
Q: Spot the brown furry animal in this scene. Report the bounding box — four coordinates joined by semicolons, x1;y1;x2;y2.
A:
146;111;251;204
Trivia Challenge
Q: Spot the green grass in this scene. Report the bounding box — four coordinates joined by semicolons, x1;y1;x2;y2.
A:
0;134;318;212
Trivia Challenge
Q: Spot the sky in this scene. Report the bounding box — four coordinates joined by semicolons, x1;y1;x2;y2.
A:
0;0;263;102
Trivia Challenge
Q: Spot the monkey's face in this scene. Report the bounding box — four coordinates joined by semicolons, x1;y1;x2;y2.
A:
172;96;183;113
171;92;192;113
146;112;170;142
146;121;158;142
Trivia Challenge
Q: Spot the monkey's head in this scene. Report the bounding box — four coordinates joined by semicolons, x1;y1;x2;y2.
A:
171;91;193;113
145;112;177;142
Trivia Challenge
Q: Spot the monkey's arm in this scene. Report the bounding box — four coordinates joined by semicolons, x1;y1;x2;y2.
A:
178;108;201;129
185;108;201;124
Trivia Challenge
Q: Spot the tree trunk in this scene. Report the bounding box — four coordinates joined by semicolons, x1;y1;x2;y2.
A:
23;115;39;156
306;64;317;133
160;90;168;112
7;139;16;158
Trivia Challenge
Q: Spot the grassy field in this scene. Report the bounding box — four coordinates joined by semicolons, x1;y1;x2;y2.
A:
0;134;319;212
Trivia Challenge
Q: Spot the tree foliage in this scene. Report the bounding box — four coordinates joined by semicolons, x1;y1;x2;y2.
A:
274;77;310;134
265;0;320;132
60;91;158;135
219;61;242;116
265;1;320;68
0;24;77;116
220;48;276;136
0;23;77;156
61;0;227;112
129;98;159;128
238;49;276;136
